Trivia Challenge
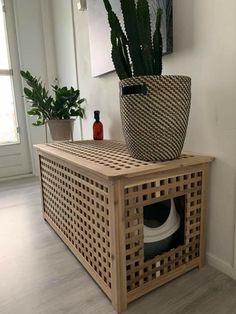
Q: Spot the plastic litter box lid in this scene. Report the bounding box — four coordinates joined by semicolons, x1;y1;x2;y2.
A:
144;199;181;243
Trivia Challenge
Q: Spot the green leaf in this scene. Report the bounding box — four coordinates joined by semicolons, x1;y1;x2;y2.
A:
32;120;44;126
78;98;85;105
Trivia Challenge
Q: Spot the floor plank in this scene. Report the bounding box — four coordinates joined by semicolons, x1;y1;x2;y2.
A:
0;178;236;314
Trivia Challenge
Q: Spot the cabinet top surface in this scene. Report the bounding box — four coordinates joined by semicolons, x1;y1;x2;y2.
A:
35;140;213;179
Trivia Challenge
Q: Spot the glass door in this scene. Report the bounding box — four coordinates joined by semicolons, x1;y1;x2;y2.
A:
0;0;19;145
0;0;31;178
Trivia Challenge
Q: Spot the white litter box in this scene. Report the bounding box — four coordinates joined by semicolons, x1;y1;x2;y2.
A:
144;198;180;260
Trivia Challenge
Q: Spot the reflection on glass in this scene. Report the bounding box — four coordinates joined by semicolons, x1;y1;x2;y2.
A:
0;3;10;69
0;76;19;144
0;4;19;145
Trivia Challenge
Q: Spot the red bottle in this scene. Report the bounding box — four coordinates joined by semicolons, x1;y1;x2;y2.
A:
93;110;103;140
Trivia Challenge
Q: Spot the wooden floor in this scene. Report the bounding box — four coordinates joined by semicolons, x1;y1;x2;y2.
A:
1;178;236;314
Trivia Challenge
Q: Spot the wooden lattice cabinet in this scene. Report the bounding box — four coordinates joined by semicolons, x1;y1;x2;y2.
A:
36;140;213;313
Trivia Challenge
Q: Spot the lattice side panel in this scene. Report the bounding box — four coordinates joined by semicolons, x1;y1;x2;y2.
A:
124;170;203;293
40;156;112;290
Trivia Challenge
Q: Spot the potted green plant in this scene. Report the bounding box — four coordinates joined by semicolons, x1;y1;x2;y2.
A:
103;0;191;161
21;70;85;142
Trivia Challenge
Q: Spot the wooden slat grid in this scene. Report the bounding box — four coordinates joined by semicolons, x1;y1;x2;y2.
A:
40;156;112;293
124;170;203;294
48;141;195;172
48;141;150;171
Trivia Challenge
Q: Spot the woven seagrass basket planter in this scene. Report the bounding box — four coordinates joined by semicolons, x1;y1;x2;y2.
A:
120;75;191;161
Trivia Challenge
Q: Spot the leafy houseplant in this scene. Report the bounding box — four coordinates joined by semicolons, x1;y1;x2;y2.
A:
21;70;85;141
103;0;191;161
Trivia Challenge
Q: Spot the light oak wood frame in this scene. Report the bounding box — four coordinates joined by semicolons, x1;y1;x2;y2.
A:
36;141;213;313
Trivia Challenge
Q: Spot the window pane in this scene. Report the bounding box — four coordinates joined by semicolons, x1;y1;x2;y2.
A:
0;4;10;69
0;76;19;144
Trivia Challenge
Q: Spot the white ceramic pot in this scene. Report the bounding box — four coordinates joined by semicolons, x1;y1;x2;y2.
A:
47;119;75;141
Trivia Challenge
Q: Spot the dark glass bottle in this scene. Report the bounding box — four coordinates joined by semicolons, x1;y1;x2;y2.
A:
93;110;103;140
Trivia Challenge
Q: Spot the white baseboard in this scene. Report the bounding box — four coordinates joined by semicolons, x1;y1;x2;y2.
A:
0;173;34;183
207;252;236;280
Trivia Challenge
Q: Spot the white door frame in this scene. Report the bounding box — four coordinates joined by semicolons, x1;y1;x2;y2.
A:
0;0;32;179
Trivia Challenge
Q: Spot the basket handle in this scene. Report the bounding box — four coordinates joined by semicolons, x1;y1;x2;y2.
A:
121;84;147;96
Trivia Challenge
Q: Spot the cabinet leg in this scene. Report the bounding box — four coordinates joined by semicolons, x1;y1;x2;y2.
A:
43;213;48;223
199;164;209;268
199;254;206;268
112;299;127;314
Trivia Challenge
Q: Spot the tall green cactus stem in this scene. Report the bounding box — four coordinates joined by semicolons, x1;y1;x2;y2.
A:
120;0;146;76
153;8;163;75
137;0;154;75
111;32;132;79
103;0;132;79
103;0;163;79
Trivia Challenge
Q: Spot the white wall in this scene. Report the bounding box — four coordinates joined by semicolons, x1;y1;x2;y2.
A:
73;0;236;278
51;0;77;87
51;0;83;140
73;1;123;141
166;0;236;277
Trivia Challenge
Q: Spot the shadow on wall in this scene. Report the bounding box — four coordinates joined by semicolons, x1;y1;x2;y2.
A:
173;0;194;53
207;156;236;265
109;114;125;142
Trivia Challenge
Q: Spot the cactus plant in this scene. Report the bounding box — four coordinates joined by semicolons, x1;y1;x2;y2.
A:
103;0;163;80
103;0;131;79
